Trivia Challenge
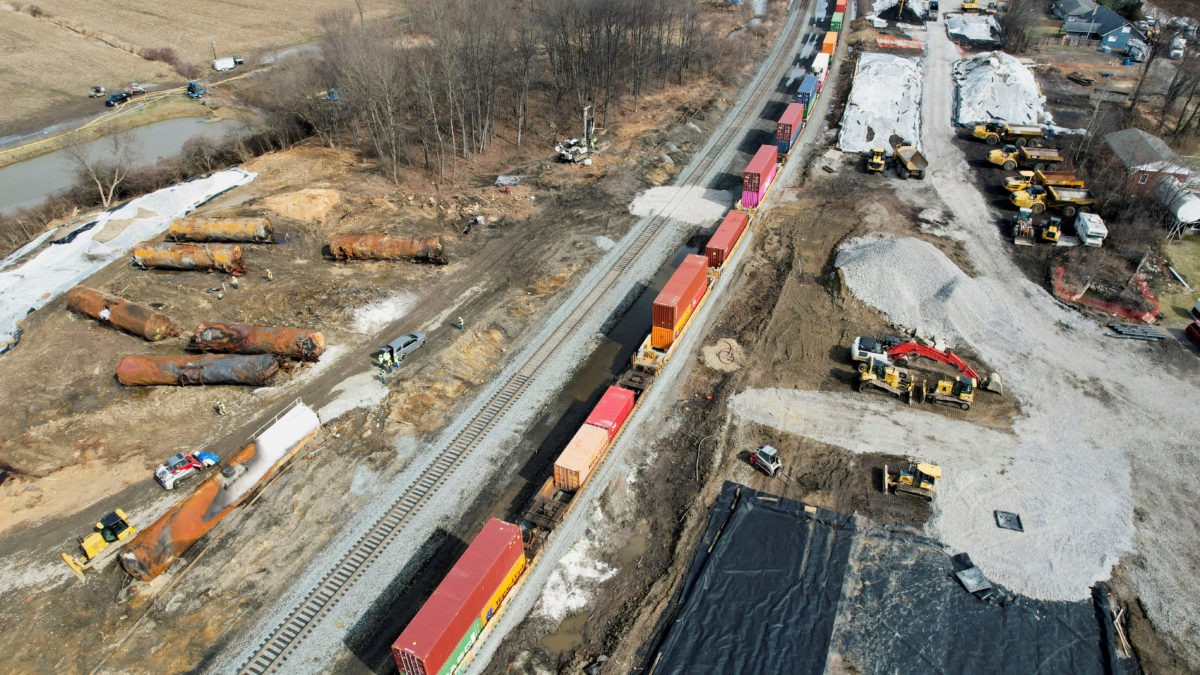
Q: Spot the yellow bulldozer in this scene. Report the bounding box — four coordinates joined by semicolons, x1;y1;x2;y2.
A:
923;375;975;410
884;463;942;501
866;147;886;173
857;357;916;403
61;508;136;579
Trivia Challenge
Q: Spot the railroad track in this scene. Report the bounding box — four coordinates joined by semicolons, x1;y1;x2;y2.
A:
238;6;810;672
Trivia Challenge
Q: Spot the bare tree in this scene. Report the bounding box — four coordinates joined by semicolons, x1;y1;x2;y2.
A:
65;131;138;209
1000;0;1040;53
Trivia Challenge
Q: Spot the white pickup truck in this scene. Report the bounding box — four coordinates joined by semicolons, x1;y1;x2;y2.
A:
849;335;902;364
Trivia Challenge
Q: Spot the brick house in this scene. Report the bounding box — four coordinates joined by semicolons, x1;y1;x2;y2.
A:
1103;128;1191;194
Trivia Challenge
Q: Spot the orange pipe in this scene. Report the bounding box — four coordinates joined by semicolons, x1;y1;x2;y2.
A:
132;243;247;276
192;323;325;361
328;234;447;264
65;285;177;341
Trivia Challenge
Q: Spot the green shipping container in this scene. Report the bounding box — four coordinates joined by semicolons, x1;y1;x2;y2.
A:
831;12;843;31
437;616;484;675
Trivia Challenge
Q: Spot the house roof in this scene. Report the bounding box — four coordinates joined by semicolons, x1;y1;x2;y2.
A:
1061;4;1142;40
1105;128;1190;175
1054;0;1096;17
1063;20;1101;35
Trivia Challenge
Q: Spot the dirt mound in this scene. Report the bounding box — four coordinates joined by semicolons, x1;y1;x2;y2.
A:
700;338;744;372
262;189;341;224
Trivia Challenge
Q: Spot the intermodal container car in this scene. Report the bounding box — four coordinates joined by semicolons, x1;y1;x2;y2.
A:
822;31;838;55
831;11;844;31
554;424;611;490
706;210;750;268
651;253;709;348
393;519;526;675
795;75;819;107
776;103;805;154
811;53;831;90
585;386;636;439
740;145;779;210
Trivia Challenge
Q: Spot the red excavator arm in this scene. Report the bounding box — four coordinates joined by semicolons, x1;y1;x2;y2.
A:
886;342;980;381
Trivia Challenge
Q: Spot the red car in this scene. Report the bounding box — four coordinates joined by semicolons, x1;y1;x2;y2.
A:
1186;320;1200;349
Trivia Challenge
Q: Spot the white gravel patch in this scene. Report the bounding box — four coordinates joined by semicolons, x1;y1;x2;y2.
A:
838;53;923;153
535;518;618;623
352;292;415;334
594;236;616;252
0;557;72;595
730;388;1130;600
318;371;389;422
628;186;732;225
953;51;1053;126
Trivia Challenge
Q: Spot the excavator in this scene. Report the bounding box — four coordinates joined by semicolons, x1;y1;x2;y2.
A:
879;341;1002;394
61;508;137;579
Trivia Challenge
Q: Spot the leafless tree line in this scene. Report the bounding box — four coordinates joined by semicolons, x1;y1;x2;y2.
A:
266;0;708;180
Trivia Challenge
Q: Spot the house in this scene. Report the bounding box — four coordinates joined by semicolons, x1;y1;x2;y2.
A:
1062;4;1144;53
1052;0;1097;22
1104;128;1191;194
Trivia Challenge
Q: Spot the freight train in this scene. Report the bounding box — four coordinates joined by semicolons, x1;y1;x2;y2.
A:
390;15;843;673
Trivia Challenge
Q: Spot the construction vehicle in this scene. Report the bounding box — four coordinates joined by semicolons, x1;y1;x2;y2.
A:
889;135;927;180
556;104;595;165
1041;215;1062;243
749;445;782;477
924;376;975;410
884;463;941;501
857;357;916;403
961;0;981;11
853;338;1003;394
61;509;137;579
866;147;886;173
1003;169;1084;193
1012;207;1035;246
928;0;939;21
987;145;1064;172
1010;184;1094;217
971;121;1044;146
186;81;206;99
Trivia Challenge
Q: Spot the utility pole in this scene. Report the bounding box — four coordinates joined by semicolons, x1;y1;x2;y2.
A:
211;41;217;61
582;105;592;148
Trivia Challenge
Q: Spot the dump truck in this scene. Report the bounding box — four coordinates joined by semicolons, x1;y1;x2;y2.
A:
972;121;1044;146
988;145;1063;172
890;135;927;180
1003;169;1084;193
1010;184;1094;217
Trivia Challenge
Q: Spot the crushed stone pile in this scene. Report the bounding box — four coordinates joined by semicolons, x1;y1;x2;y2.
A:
953;51;1053;126
946;14;1001;43
837;53;923;154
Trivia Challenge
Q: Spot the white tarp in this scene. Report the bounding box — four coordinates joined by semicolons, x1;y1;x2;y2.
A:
872;0;929;16
0;168;256;353
946;14;1001;43
837;53;923;154
953;51;1054;126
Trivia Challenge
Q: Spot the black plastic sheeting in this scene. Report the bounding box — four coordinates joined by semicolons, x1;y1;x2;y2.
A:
642;482;855;674
830;523;1118;674
641;482;1119;674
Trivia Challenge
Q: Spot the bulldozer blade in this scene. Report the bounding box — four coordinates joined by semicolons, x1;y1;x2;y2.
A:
883;464;891;494
1013;236;1035;246
984;372;1003;394
61;552;87;581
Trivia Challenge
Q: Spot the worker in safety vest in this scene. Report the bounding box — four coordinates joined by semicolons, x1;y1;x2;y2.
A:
214;400;227;416
265;269;274;282
380;350;394;373
230;275;239;289
454;316;465;330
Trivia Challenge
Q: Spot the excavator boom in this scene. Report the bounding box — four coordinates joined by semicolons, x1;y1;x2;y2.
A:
886;342;981;381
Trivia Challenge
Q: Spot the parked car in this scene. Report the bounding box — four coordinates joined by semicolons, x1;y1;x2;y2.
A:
374;332;426;365
1186;320;1200;349
155;451;219;490
104;92;130;107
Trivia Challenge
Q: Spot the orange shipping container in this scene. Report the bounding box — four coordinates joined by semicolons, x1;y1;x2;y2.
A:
553;424;610;491
822;32;838;55
651;254;709;350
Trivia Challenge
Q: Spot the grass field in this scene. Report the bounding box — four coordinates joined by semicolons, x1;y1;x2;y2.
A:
0;0;391;137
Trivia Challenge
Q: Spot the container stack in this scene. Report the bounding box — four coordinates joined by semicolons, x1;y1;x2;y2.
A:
393;519;526;675
822;30;839;56
741;146;779;210
651;254;709;349
706;211;750;268
776;103;805;154
796;75;820;107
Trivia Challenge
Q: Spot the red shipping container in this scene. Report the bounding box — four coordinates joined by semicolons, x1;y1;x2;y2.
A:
835;0;847;12
651;254;709;349
706;211;750;268
775;102;806;154
393;519;525;675
585;386;636;439
742;145;779;193
740;161;778;209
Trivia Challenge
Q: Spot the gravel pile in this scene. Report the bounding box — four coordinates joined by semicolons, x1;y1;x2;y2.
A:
953;51;1052;126
628;186;731;225
837;53;924;154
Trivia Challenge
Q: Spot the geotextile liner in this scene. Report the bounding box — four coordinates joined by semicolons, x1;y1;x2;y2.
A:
641;482;855;674
192;323;325;361
641;482;1118;673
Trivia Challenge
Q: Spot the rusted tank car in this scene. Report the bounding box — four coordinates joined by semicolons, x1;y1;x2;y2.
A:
328;234;447;264
167;216;274;243
65;286;176;341
131;243;247;276
192;323;325;361
116;353;278;386
119;402;322;581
